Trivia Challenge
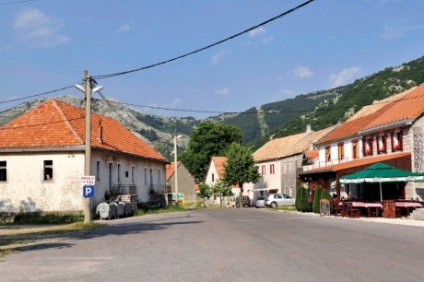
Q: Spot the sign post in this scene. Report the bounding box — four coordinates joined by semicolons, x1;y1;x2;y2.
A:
81;176;96;198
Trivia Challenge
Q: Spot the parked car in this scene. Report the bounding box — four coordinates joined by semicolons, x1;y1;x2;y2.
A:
235;196;251;207
255;196;266;208
266;193;295;208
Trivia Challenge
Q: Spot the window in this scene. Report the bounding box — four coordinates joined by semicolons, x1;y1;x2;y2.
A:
96;161;100;181
352;140;359;159
144;168;147;184
337;142;344;160
363;138;373;156
261;165;266;175
0;161;6;181
377;134;387;154
392;131;403;152
157;169;161;184
117;164;121;183
44;160;53;180
132;166;135;183
325;146;331;162
109;163;112;192
270;164;275;174
212;173;215;182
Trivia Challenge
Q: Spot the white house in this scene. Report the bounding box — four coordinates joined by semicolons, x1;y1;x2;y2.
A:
300;84;424;201
0;99;168;216
244;126;336;202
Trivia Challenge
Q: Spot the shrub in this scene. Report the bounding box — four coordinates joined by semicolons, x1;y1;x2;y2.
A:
313;186;322;213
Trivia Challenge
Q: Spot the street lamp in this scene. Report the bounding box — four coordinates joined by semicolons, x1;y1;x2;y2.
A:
74;70;103;224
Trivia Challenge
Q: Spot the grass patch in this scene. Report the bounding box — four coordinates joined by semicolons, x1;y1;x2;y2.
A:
133;204;186;216
271;205;297;212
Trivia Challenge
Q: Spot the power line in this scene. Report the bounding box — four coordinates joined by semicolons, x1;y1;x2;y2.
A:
0;1;314;108
0;0;34;5
92;0;316;80
0;84;77;105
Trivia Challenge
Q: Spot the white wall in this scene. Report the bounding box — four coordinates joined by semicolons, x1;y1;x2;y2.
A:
0;152;85;213
0;151;167;213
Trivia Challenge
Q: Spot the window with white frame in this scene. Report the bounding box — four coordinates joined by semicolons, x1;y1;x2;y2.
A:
337;142;344;160
352;140;359;159
0;161;6;181
325;146;331;162
44;160;53;180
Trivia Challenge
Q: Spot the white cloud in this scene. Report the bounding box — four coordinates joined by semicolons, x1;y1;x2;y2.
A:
380;23;424;40
329;67;361;88
215;88;230;96
272;89;298;102
211;49;230;66
293;66;314;80
117;24;130;33
248;27;266;38
247;27;274;45
13;8;69;48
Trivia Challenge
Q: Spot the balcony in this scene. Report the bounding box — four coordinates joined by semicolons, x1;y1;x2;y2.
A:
302;157;355;172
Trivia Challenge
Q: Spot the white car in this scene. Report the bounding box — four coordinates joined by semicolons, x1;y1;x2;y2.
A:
266;193;295;208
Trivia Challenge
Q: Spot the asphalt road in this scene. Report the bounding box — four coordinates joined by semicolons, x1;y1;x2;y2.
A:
1;209;423;282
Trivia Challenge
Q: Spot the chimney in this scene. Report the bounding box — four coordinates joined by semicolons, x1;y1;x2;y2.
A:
98;119;104;144
306;124;312;133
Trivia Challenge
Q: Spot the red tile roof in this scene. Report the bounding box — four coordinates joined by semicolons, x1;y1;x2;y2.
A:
166;162;180;181
0;99;167;162
211;156;227;179
318;84;424;144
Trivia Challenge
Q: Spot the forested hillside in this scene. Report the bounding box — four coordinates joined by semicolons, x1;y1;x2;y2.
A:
264;56;424;143
1;55;423;154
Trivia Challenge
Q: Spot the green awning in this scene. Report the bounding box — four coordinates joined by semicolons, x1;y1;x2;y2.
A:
340;163;424;184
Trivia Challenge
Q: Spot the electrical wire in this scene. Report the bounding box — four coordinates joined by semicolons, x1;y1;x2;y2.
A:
0;0;34;5
0;85;77;105
92;0;316;80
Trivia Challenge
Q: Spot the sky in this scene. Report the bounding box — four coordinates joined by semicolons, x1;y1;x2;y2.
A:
1;0;424;119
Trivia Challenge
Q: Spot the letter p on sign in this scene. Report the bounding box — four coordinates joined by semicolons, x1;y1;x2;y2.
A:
83;185;95;198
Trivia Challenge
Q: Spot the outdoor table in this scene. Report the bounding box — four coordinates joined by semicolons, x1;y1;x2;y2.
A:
395;202;422;217
339;202;361;218
358;202;383;217
339;201;383;217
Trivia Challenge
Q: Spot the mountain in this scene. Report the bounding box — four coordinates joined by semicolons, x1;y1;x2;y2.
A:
1;55;423;155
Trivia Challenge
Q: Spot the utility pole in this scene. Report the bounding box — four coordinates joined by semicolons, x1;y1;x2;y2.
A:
83;70;92;224
174;133;179;206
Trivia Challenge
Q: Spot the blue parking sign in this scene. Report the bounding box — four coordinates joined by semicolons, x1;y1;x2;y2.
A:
83;185;95;198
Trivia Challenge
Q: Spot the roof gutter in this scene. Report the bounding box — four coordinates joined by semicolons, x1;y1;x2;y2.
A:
358;119;412;136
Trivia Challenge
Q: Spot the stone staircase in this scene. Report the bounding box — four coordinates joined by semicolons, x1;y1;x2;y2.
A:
409;208;424;220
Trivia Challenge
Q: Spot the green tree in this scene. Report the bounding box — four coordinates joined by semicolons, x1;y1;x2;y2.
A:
313;186;323;214
179;121;242;182
224;143;260;208
198;183;212;208
211;180;234;207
